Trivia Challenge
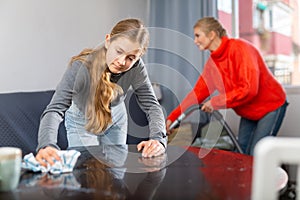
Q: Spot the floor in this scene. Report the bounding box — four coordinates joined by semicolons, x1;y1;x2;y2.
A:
167;122;194;146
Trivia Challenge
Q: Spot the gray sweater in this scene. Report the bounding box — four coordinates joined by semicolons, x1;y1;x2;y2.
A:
37;59;167;151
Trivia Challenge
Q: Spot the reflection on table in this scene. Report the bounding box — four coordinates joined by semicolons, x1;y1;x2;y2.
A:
1;145;254;200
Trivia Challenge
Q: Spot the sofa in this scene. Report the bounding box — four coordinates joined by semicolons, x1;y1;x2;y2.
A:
0;91;68;155
0;90;153;156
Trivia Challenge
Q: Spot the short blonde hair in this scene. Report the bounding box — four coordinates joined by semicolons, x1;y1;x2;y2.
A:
194;17;227;37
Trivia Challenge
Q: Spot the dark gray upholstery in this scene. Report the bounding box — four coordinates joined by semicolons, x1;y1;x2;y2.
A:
0;91;68;155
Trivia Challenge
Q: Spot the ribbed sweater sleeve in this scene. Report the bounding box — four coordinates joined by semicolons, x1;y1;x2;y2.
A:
167;57;219;122
130;61;167;148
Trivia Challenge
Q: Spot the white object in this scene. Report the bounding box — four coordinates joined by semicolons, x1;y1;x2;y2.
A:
251;137;300;200
22;150;81;174
0;147;22;192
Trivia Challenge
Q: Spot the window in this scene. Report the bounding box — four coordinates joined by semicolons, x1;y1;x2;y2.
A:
219;0;300;86
217;0;232;14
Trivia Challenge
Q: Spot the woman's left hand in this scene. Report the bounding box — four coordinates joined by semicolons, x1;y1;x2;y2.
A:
137;139;165;158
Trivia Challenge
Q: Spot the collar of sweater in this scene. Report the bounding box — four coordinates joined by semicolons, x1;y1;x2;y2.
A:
210;36;230;60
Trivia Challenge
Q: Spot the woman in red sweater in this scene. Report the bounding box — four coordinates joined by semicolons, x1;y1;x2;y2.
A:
166;17;288;155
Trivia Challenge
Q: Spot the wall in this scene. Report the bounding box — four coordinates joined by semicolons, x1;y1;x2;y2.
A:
0;0;148;93
277;88;300;137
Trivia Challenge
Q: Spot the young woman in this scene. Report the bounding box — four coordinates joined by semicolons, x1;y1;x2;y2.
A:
166;17;288;155
36;18;167;166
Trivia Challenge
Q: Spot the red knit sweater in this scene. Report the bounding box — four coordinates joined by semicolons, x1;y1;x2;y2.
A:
167;37;286;122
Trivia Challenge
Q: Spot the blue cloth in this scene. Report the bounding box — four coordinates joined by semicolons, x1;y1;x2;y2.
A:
22;150;81;174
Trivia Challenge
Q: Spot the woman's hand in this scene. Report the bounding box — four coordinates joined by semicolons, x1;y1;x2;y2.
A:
166;119;178;135
201;100;214;113
137;139;165;158
35;146;61;167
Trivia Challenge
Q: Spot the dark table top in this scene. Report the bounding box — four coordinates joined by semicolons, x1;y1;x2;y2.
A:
1;145;253;200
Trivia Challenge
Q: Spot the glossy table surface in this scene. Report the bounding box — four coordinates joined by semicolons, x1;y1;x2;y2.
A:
1;145;254;200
